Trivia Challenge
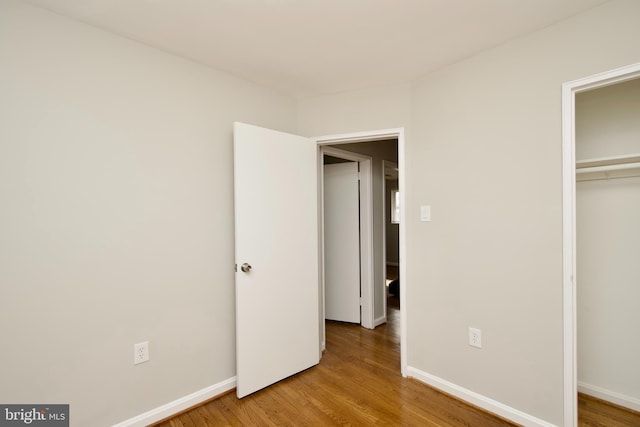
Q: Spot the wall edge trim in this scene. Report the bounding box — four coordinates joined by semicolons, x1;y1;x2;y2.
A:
112;377;237;427
407;366;556;427
578;381;640;412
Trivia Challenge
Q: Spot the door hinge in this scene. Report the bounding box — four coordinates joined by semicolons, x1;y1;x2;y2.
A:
360;297;363;306
234;263;237;272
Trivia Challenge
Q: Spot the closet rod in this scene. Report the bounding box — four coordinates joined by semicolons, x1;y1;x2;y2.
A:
576;153;640;169
576;162;640;174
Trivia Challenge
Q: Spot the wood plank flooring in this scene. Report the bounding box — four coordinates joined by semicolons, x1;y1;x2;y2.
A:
154;307;514;426
154;302;640;426
578;393;640;427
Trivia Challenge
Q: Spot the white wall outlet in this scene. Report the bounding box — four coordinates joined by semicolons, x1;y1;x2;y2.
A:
134;341;149;365
469;327;482;348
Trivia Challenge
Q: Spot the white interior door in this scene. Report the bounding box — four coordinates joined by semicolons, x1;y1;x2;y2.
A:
234;122;319;398
324;162;361;323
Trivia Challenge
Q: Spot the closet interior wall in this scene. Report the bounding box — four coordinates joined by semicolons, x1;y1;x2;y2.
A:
575;77;640;411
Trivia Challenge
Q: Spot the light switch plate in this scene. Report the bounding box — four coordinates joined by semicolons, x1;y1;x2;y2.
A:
420;205;431;222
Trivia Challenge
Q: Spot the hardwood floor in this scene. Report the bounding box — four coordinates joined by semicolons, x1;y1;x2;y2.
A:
154;303;640;426
578;393;640;427
154;307;514;426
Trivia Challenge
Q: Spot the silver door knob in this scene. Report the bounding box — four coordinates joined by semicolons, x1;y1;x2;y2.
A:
240;263;252;273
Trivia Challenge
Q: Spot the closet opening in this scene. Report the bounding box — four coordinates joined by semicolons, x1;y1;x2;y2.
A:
562;63;640;426
575;77;640;419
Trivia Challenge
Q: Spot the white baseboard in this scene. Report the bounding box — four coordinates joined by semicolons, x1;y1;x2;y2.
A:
112;377;236;427
578;381;640;412
407;367;555;427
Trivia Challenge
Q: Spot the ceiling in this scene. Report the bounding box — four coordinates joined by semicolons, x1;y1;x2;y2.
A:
24;0;608;99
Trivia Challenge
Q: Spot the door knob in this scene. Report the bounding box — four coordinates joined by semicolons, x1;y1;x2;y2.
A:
240;263;252;273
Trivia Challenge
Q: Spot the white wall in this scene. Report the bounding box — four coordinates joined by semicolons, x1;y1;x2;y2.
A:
408;1;640;424
297;84;412;137
0;1;296;425
299;0;640;424
576;79;640;408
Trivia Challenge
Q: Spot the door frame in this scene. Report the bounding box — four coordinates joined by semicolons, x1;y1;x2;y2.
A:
316;128;407;376
320;146;374;331
561;62;640;426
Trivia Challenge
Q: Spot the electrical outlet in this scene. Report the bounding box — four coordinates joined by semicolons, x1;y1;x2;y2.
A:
469;328;482;349
134;341;149;365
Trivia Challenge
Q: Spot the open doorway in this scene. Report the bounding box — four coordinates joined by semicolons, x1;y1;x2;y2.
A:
233;123;406;399
320;137;400;333
317;127;406;376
